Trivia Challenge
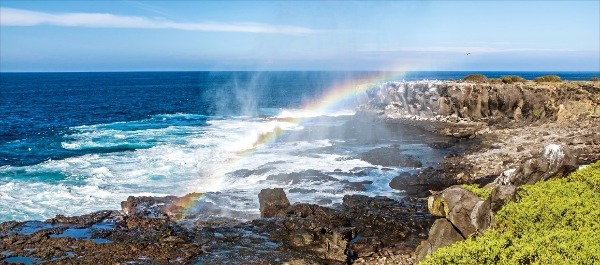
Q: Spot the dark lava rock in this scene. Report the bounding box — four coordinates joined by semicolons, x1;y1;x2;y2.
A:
228;167;273;178
340;180;373;191
289;188;318;194
428;186;491;237
317;198;333;205
360;145;422;167
121;193;202;219
496;144;578;186
258;188;291;218
415;218;465;262
427;142;454;149
264;170;338;185
389;172;414;190
49;210;113;226
252;192;434;263
488;183;518;213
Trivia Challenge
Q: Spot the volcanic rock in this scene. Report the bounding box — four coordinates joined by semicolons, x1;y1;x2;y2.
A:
427;186;491;237
415;218;465;262
258;188;291;218
360;145;422;167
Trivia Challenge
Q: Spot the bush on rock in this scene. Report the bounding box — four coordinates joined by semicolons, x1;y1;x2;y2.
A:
421;161;600;264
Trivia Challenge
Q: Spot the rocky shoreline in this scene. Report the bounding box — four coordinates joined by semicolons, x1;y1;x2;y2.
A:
1;80;598;264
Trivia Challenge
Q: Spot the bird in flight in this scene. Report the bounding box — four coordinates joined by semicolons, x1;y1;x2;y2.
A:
466;53;471;55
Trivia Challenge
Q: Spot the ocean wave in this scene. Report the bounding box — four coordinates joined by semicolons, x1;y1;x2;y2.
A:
1;112;440;222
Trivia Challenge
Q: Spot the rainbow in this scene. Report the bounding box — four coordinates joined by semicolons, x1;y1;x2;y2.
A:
246;71;411;146
178;70;413;216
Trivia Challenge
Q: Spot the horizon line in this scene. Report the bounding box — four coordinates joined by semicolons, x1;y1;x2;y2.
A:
2;70;599;74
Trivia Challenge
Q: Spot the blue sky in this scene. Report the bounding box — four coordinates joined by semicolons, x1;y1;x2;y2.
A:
1;1;599;71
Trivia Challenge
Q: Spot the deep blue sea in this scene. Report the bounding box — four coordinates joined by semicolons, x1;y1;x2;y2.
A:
1;71;598;222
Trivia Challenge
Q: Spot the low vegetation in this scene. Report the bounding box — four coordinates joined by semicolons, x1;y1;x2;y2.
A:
421;161;600;265
500;75;526;83
533;74;562;82
591;77;600;82
461;74;488;82
461;184;492;199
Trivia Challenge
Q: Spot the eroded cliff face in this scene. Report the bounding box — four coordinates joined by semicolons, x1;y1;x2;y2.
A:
362;81;600;136
361;80;600;183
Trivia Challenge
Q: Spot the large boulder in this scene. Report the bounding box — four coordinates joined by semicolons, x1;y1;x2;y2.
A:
415;218;465;262
496;144;577;186
258;188;291;218
427;186;491;237
487;183;518;213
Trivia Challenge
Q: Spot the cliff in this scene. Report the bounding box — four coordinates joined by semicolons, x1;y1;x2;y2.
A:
361;80;600;183
362;80;600;137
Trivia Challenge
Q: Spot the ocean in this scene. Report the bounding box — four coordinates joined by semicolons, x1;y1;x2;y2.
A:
1;71;598;222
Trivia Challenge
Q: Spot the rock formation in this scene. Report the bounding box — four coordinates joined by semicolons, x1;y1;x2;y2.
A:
258;188;291;218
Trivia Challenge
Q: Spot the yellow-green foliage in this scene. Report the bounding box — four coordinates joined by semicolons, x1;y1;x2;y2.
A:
421;160;600;265
461;184;492;199
533;75;561;82
566;162;600;192
462;74;488;82
500;75;526;83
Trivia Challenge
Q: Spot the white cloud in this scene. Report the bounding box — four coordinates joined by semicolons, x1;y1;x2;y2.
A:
0;7;320;35
359;46;576;53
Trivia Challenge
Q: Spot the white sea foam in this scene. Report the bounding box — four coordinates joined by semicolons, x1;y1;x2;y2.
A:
276;109;355;119
0;111;434;222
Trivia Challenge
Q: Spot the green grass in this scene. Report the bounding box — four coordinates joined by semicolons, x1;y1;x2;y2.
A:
421;161;600;265
461;184;492;199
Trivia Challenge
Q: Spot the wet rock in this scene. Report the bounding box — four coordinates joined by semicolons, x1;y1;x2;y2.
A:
264;170;338;185
229;167;273;178
316;199;333;205
391;167;461;197
258;188;291;218
289;188;318;194
340;180;372;191
50;210;113;226
389;172;413;190
415;218;464;262
427;142;454;149
120;193;202;219
360;145;422;167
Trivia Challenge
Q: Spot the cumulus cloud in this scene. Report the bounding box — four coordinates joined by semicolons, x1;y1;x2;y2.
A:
0;7;320;35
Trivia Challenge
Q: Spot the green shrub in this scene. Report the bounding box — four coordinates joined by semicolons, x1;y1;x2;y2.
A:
462;74;488;82
461;184;492;199
500;75;526;83
591;77;600;82
533;75;561;82
566;162;600;192
488;78;502;84
421;160;600;265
